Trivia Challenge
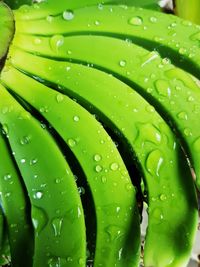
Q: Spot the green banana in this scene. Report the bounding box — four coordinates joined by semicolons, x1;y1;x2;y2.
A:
174;0;200;25
2;54;198;267
14;5;200;78
0;2;14;63
1;65;141;267
0;83;86;267
0;130;33;267
14;0;159;21
10;36;200;191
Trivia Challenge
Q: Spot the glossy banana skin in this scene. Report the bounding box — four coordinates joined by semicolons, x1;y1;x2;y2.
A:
14;0;159;20
15;5;200;78
11;35;200;191
2;51;198;267
0;1;200;267
1;65;141;267
0;84;86;267
0;131;33;266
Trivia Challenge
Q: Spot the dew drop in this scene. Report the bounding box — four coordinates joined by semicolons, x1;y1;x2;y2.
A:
160;194;167;201
119;60;126;67
50;35;65;52
95;165;103;173
105;225;124;242
149;16;157;23
183;128;192;137
67;138;76;148
20;135;31;145
177;111;188;120
145;149;164;177
33;191;43;200
152;207;164;221
110;162;119;171
56;94;64;103
3;174;12;181
73;115;80;122
2;124;9;135
129;16;143;26
101;176;107;184
34;38;42;45
20;158;26;164
63;10;74;21
32;206;48;235
179;47;187;55
30;158;38;165
94;154;102;162
52;217;63;237
78;258;84;265
155;79;171;97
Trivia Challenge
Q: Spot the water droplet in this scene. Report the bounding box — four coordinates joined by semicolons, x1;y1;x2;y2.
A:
183;128;192;137
179;47;187;55
33;191;43;199
149;16;157;23
101;176;107;183
119;60;126;67
3;174;12;181
129;16;143;26
193;137;200;151
78;258;84;265
135;123;162;146
145;105;155;113
94;20;100;25
2;124;9;135
34;38;42;45
73;115;80;122
110;162;119;171
155;79;171;97
20;135;31;145
30;158;38;165
152;207;164;221
67;138;76;148
95;165;103;173
188;96;194;102
46;15;54;22
162;58;171;65
50;35;65;52
125;183;133;191
52;217;63;237
145;149;164;177
78;186;85;195
177;111;188;120
94;154;102;162
32;206;48;235
63;10;74;21
105;225;124;242
20;158;26;164
56;94;64;103
160;194;167;201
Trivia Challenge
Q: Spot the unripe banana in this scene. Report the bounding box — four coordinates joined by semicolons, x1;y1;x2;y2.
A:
1;65;141;267
1;52;198;267
10;35;200;190
0;131;33;266
0;83;86;267
15;5;200;78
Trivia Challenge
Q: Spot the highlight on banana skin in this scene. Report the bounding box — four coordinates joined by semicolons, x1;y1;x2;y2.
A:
0;0;200;266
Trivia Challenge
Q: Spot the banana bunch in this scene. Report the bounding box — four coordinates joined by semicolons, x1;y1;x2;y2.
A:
0;0;200;266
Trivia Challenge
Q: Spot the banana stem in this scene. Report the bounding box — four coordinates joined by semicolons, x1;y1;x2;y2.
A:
174;0;200;24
